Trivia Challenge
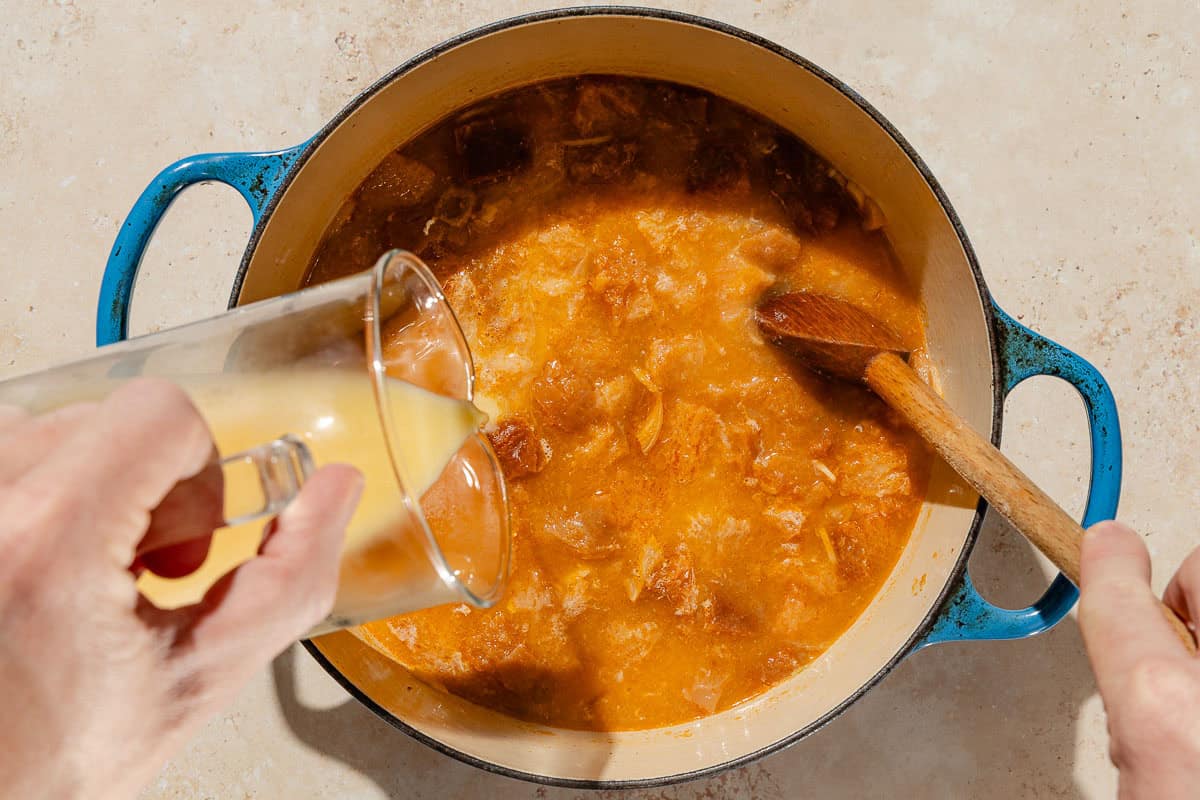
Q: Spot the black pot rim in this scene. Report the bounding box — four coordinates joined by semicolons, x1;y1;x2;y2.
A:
241;5;1001;790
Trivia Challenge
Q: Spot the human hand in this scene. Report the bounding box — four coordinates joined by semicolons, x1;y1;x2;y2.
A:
1079;520;1200;800
0;379;362;800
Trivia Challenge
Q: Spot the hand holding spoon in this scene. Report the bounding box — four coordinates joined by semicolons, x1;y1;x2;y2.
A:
757;290;1196;652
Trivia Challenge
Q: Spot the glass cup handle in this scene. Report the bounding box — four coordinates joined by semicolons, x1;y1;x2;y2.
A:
219;435;315;526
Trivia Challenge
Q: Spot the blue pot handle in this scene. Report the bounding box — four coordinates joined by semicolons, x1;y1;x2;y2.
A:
915;303;1122;648
96;143;308;346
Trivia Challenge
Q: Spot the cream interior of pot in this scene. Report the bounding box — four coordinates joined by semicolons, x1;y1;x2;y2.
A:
241;14;993;783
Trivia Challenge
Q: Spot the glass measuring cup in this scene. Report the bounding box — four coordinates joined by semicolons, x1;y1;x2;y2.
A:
0;251;510;636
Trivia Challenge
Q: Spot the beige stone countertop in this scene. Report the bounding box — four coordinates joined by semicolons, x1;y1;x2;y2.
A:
3;1;1197;798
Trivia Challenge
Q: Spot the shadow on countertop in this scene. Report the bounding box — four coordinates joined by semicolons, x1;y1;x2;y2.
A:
271;511;1099;800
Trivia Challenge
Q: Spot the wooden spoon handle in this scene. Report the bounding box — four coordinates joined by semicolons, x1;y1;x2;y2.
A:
865;351;1196;652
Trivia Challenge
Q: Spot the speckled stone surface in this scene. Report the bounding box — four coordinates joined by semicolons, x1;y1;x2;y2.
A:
2;1;1197;797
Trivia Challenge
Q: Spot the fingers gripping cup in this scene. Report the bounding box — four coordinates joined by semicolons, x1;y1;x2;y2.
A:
0;251;510;636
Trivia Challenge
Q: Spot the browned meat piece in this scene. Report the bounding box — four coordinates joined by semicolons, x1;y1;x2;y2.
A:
358;152;438;210
770;136;838;197
808;429;836;459
541;496;623;560
586;243;649;319
686;142;749;194
594;374;635;419
652;84;709;126
633;86;706;186
531;359;596;431
645;543;700;615
565;140;638;184
431;186;476;227
454;116;531;184
770;189;816;231
828;526;867;582
334;223;388;274
488;416;551;480
703;590;762;637
812;204;840;231
768;136;849;231
836;432;914;499
758;646;810;686
380;205;434;251
715;419;760;476
737;227;805;274
750;448;813;496
659;400;721;483
574;422;631;468
572;80;645;137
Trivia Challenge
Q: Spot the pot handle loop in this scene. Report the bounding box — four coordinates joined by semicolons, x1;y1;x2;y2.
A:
916;303;1122;648
96;144;307;347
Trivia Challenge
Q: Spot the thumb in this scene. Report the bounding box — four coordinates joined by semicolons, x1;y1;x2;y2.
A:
1079;521;1182;697
175;464;364;671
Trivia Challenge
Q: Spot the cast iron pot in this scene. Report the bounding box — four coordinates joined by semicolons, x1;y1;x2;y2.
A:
96;8;1122;789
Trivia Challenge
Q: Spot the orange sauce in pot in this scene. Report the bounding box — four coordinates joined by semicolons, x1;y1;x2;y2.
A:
307;77;932;730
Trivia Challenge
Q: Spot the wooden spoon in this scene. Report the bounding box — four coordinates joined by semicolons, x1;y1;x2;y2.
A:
757;290;1197;652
